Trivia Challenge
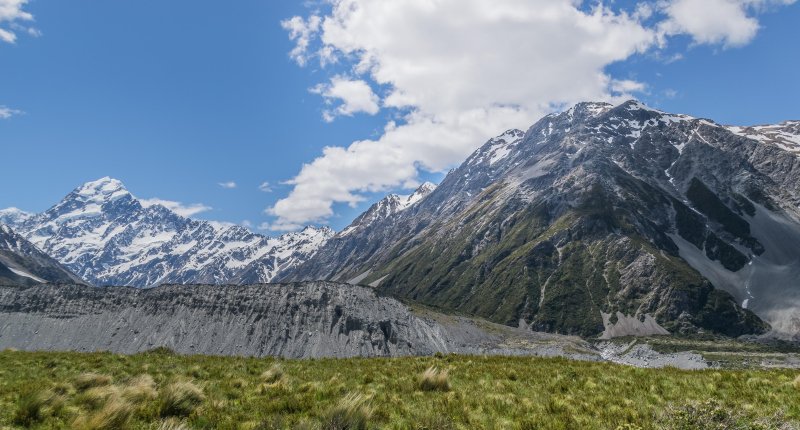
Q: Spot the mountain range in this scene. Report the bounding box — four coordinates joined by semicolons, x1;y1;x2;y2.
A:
0;178;333;287
3;100;799;340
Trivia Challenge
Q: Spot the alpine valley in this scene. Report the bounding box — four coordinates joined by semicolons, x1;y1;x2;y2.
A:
2;100;800;345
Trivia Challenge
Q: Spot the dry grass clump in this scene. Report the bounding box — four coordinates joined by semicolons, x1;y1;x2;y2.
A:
261;363;285;384
417;366;450;392
792;375;800;390
13;387;65;426
320;393;373;430
73;373;113;391
158;381;205;417
122;374;158;403
72;395;135;430
79;385;121;410
157;418;190;430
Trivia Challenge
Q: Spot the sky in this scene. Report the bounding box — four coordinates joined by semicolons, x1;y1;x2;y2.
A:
1;0;798;233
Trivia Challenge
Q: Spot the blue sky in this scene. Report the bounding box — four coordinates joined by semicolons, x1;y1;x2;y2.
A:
1;0;798;233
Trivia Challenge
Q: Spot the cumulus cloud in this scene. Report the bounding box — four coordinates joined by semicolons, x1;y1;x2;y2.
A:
269;0;795;229
311;76;380;121
218;181;237;189
281;15;322;66
0;0;36;43
658;0;796;47
139;198;212;218
0;105;22;119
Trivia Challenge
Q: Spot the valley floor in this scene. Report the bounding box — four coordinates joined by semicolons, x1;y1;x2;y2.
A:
1;350;799;429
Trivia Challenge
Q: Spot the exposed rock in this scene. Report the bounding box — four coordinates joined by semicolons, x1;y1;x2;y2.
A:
0;282;600;359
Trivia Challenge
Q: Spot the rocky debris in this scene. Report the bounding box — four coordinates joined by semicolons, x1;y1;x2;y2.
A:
600;312;670;339
0;282;600;359
596;341;708;370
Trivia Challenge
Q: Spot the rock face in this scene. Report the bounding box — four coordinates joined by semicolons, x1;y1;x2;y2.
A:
283;100;800;338
1;178;333;287
0;282;599;359
0;224;85;286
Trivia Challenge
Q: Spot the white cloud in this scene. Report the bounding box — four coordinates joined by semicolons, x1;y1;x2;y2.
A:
218;181;237;189
311;76;380;121
281;15;322;66
139;198;212;218
658;0;796;47
0;105;22;119
258;182;273;193
270;0;795;229
0;0;35;43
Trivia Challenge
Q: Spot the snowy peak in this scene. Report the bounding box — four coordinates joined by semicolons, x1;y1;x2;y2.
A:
340;182;438;236
0;208;33;227
72;177;131;204
728;120;800;153
3;178;332;287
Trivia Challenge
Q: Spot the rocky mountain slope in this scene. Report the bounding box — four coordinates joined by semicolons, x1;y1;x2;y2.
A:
283;100;800;338
1;178;333;287
0;282;601;360
0;224;85;286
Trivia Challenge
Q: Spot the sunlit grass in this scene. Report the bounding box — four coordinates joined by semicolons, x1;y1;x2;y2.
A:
0;349;798;429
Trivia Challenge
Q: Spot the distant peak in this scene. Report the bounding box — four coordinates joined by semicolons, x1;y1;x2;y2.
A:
415;182;437;194
76;177;129;197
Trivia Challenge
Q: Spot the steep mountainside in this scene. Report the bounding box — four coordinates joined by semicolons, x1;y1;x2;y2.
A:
284;100;800;338
2;178;333;287
0;224;85;286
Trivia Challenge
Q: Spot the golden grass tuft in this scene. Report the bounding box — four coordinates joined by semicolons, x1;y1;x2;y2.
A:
73;373;113;391
261;363;284;384
72;395;135;430
792;375;800;390
122;374;158;403
158;381;205;417
417;366;450;392
79;386;122;410
320;393;373;430
157;418;190;430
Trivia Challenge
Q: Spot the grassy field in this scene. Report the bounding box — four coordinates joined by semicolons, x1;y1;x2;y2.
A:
1;349;799;429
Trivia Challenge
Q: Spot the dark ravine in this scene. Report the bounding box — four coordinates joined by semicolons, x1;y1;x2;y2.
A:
0;282;602;360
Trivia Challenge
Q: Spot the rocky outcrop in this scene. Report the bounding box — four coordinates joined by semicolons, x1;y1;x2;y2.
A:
0;282;599;359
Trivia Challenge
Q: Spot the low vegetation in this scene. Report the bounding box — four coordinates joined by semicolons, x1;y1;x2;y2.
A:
1;349;799;429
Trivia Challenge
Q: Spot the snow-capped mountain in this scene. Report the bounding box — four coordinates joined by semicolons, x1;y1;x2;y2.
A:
0;223;85;286
284;100;800;338
0;207;34;227
2;177;334;287
340;182;437;237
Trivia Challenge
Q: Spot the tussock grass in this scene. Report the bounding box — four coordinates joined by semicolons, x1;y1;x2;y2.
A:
122;374;157;403
1;350;800;429
261;363;285;384
73;373;113;391
72;395;134;430
12;387;64;426
417;366;450;392
157;381;205;417
320;393;372;430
